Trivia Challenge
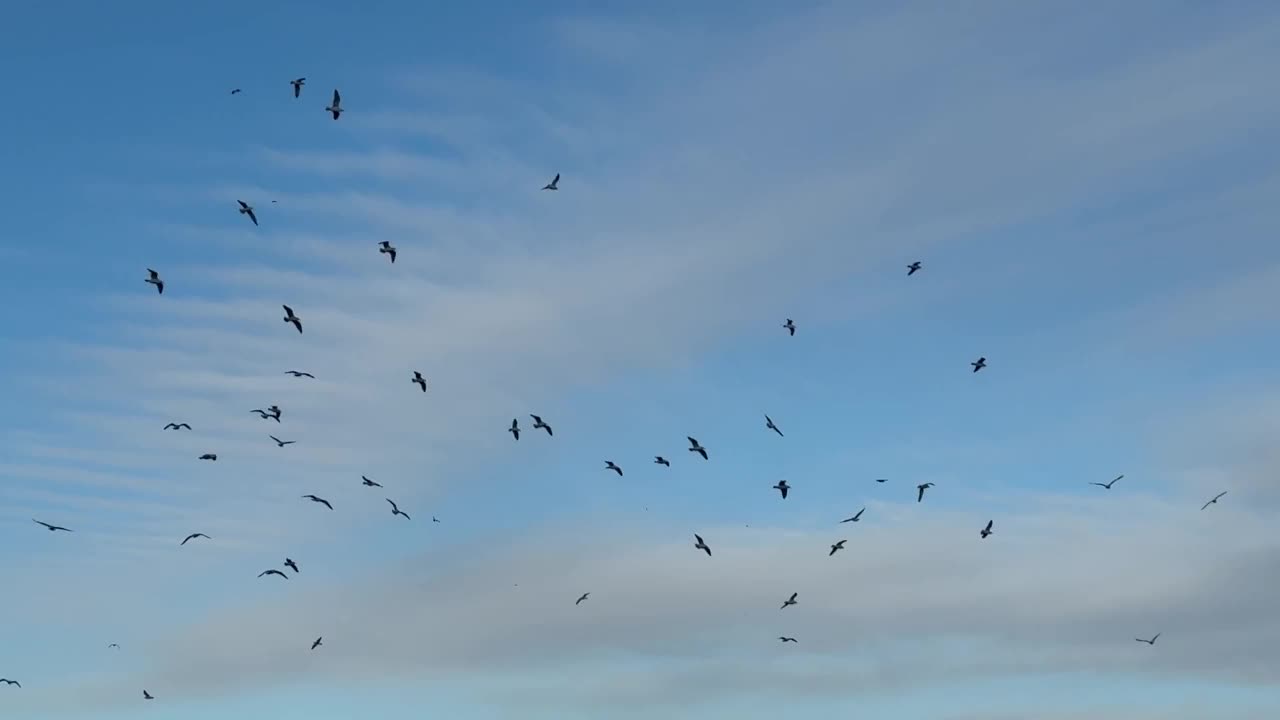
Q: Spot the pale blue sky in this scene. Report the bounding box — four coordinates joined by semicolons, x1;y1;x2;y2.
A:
2;1;1280;719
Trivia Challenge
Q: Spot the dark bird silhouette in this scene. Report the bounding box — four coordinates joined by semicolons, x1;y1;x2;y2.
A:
291;77;306;98
432;516;440;523
693;533;711;556
411;371;427;392
605;461;623;476
198;453;217;461
145;268;164;294
764;415;783;437
33;519;72;532
0;678;19;687
917;482;934;502
1091;474;1124;490
386;498;411;520
772;480;791;499
780;592;798;609
782;318;796;336
285;370;315;378
250;409;271;419
971;356;987;373
778;637;797;643
163;422;191;430
180;533;210;546
258;569;288;579
267;405;282;420
1201;491;1227;511
840;508;865;523
875;478;889;483
542;173;559;190
829;539;847;556
907;261;922;276
530;414;553;436
575;592;590;605
508;418;520;440
230;88;241;95
311;637;323;650
143;690;153;700
237;200;258;226
654;456;670;466
250;407;281;422
1135;633;1161;646
269;435;295;447
687;436;708;460
361;475;382;488
302;494;332;510
325;88;343;119
282;305;302;334
378;241;397;263
980;520;993;539
107;643;119;649
284;558;299;573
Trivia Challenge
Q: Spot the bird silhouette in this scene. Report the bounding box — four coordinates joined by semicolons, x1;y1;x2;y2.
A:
507;418;520;440
237;200;257;226
180;533;210;546
33;519;72;532
917;483;934;502
829;540;847;556
575;592;590;605
325;88;343;119
0;679;21;687
840;508;865;523
386;498;411;520
291;77;306;98
361;476;382;488
542;173;559;190
285;370;315;378
284;558;299;573
1200;491;1227;511
605;461;623;476
782;318;796;336
378;241;397;263
302;495;333;510
780;592;798;609
778;637;797;643
145;268;164;294
1090;474;1124;490
971;356;987;373
907;261;922;276
411;371;428;392
107;643;119;649
269;435;296;447
143;690;153;700
258;569;288;579
772;480;791;499
198;453;217;461
687;436;708;460
654;456;670;466
311;637;323;650
1135;633;1161;645
764;414;783;437
693;533;711;556
432;516;440;523
282;305;302;334
980;520;993;539
163;422;191;430
230;88;241;95
530;414;553;436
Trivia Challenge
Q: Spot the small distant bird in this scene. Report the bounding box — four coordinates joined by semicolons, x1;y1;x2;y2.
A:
605;461;623;476
1091;474;1124;489
980;520;993;539
542;173;559;190
693;533;711;556
840;508;865;523
269;435;295;447
143;690;154;700
302;494;332;510
237;200;258;226
971;356;987;373
0;679;20;687
282;305;302;333
107;643;119;649
773;480;791;499
432;516;440;523
325;88;343;120
530;414;553;436
250;408;281;422
198;453;217;461
291;77;306;98
230;88;241;95
508;418;520;441
145;268;164;294
778;637;797;643
378;241;397;263
780;592;798;610
180;533;210;546
311;637;323;650
361;475;382;488
782;318;796;336
829;539;847;556
267;405;282;420
875;478;889;483
654;456;670;467
1200;491;1227;511
1135;633;1161;646
764;415;783;437
687;436;708;460
386;498;410;520
284;558;299;573
917;483;934;502
411;371;427;392
258;569;288;579
907;261;922;276
285;370;315;378
163;422;191;430
33;519;72;532
575;592;590;605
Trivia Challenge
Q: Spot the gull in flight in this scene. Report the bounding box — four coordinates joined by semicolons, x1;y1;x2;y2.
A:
378;241;397;263
107;643;119;649
1;679;21;687
508;418;520;440
530;414;553;436
285;370;315;378
284;558;299;573
782;318;796;336
840;508;865;523
764;415;783;437
258;569;288;579
145;268;164;294
772;480;791;499
575;592;590;605
971;356;987;373
907;261;922;276
311;637;323;650
180;533;210;546
1135;633;1161;646
237;200;258;226
605;461;623;476
687;436;708;460
325;89;343;119
1200;491;1227;511
282;305;302;334
33;519;72;532
230;88;241;95
1091;474;1123;490
163;422;191;430
980;520;993;539
198;453;217;461
385;498;411;520
302;494;333;510
693;533;711;556
542;173;559;190
917;483;934;502
291;77;306;98
143;690;154;700
411;371;427;393
654;456;670;466
269;435;295;447
780;592;798;610
778;636;797;643
829;539;847;556
361;475;382;488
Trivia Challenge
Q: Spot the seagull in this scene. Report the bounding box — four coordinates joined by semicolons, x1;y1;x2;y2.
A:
772;480;791;499
33;519;72;532
764;415;783;437
107;643;119;649
198;453;217;461
258;569;288;579
840;508;865;523
1200;491;1227;511
971;356;987;373
829;539;847;556
284;558;299;573
605;461;623;476
291;77;306;98
0;679;20;687
654;456;670;466
1135;633;1161;646
917;482;934;502
282;305;302;333
907;261;922;276
411;371;427;392
1090;474;1124;489
693;533;711;556
143;690;154;700
237;200;258;226
250;408;281;422
875;478;889;483
386;498;411;520
269;435;295;447
311;636;323;650
530;414;553;436
180;533;210;546
508;418;520;441
378;241;397;264
980;520;994;539
266;405;282;420
687;436;708;460
302;494;332;510
432;516;440;523
542;173;559;190
780;592;798;610
163;422;191;430
575;592;590;605
145;268;164;294
285;370;315;378
325;88;343;120
782;318;796;336
230;88;241;95
778;637;797;643
361;475;382;488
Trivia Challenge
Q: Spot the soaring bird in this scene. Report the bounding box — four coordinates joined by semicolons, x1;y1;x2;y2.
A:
163;422;191;430
411;371;427;392
386;498;411;520
693;533;711;556
378;241;397;263
33;519;72;532
917;482;934;502
258;569;288;579
284;558;299;573
282;305;302;334
971;356;987;373
508;418;520;441
325;88;343;119
907;261;922;276
772;480;791;499
250;409;271;419
311;637;323;650
1135;633;1161;646
575;592;590;605
780;592;798;609
302;494;332;510
654;456;670;467
530;414;553;436
1200;491;1227;511
145;268;164;294
980;520;993;539
605;461;623;476
840;508;865;523
875;478;889;483
266;405;282;420
782;318;796;336
291;77;306;98
180;533;210;546
432;516;440;523
230;88;242;95
285;370;315;378
198;453;217;461
107;643;119;649
1091;474;1124;490
143;690;154;700
829;539;847;556
778;637;797;643
269;435;296;447
687;437;708;460
764;415;784;437
237;200;258;226
0;679;20;687
542;173;559;190
361;475;382;488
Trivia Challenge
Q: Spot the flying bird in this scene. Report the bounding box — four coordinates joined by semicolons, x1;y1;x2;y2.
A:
284;558;299;573
542;173;559;190
285;370;315;378
180;533;210;546
654;456;670;467
875;478;889;483
1135;633;1161;646
163;422;191;430
144;268;164;294
0;679;20;687
266;405;282;420
693;533;711;556
530;414;553;436
250;408;281;422
33;519;72;532
143;690;154;700
325;88;343;119
311;637;323;650
411;371;427;392
432;516;440;523
237;200;258;226
386;498;411;520
302;494;332;510
829;540;847;556
971;356;987;373
782;318;796;336
907;261;922;276
269;435;295;447
780;592;798;610
107;643;119;649
917;483;934;502
687;437;708;460
230;88;241;95
198;453;217;461
508;418;520;440
378;241;397;263
778;637;797;643
840;508;865;523
575;592;590;605
282;305;302;334
258;569;288;579
291;77;306;98
980;520;993;539
772;480;791;499
764;415;783;437
361;475;382;488
1200;491;1227;511
1091;474;1124;489
605;461;623;476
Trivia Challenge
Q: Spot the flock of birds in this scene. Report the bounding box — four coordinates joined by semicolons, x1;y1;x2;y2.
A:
5;74;1236;704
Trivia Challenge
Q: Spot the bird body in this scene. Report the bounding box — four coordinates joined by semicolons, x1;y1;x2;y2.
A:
782;318;796;336
687;436;708;460
693;533;711;556
542;173;559;190
773;480;791;499
237;200;258;226
605;461;623;476
980;520;993;539
302;494;333;510
379;241;397;263
145;268;164;294
282;305;302;333
829;539;847;556
325;89;343;119
530;414;553;436
291;77;306;98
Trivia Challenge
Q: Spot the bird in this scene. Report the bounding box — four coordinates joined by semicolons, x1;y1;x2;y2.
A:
237;200;258;226
291;77;306;98
432;516;440;523
386;498;411;520
780;592;798;609
107;643;119;649
605;461;623;476
875;478;889;483
508;418;520;440
764;414;783;437
378;241;397;263
1200;491;1227;511
284;558;299;573
693;533;711;556
829;540;847;556
269;435;295;447
143;690;154;700
198;453;217;461
302;494;333;510
971;356;987;373
311;637;323;650
230;88;241;95
361;475;382;488
258;569;288;579
266;405;282;420
411;371;427;392
575;592;590;605
840;508;865;523
980;520;994;539
778;637;797;643
325;88;343;120
144;268;164;294
0;679;19;687
1135;633;1161;646
542;173;559;190
772;480;791;499
907;261;922;276
530;414;553;436
180;533;210;546
1090;474;1124;489
782;318;796;336
285;370;315;378
250;408;281;422
917;483;934;502
163;422;191;430
33;519;72;532
282;305;302;333
654;456;670;466
687;436;708;460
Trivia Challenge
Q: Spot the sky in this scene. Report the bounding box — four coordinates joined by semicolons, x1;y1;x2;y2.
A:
1;0;1279;718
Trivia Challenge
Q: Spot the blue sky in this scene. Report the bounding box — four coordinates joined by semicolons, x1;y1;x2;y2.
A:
2;1;1280;719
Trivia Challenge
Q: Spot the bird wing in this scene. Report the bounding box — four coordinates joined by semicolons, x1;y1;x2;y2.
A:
386;498;398;511
333;88;341;106
238;200;248;209
984;520;993;531
33;519;51;529
1215;491;1227;500
283;304;294;317
687;436;698;446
